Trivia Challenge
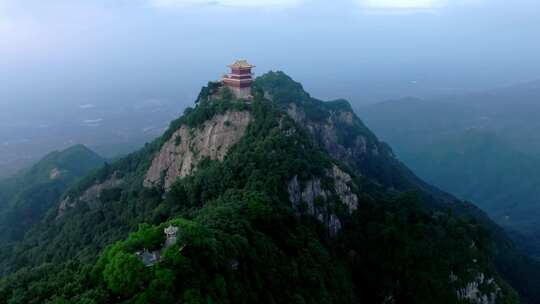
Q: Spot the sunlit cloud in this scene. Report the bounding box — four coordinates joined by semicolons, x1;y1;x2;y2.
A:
361;0;443;9
356;0;486;11
148;0;304;9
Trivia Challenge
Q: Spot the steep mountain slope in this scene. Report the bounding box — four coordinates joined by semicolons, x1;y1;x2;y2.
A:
0;73;534;303
0;144;105;244
258;73;540;302
361;92;540;258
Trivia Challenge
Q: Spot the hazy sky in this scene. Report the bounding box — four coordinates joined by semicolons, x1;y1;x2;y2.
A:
1;0;539;112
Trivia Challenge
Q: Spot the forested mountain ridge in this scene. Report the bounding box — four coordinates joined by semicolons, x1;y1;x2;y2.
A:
360;86;540;258
0;72;535;303
0;144;104;246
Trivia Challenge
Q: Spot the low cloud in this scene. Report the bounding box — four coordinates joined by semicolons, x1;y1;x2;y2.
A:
148;0;304;9
356;0;486;11
83;118;103;124
79;104;96;109
361;0;443;9
82;118;103;127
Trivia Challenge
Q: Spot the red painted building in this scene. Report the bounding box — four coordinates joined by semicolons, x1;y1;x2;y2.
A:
222;60;255;98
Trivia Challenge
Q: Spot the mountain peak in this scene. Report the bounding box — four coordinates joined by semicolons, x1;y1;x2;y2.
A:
0;144;105;244
254;70;312;104
38;144;104;178
0;69;526;304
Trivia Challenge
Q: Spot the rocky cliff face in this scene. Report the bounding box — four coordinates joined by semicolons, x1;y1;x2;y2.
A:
455;273;502;304
57;172;124;217
286;103;384;175
144;110;251;190
284;101;455;204
53;110;252;218
288;164;359;236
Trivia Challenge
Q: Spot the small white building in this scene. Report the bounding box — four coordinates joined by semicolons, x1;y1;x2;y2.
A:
164;225;179;248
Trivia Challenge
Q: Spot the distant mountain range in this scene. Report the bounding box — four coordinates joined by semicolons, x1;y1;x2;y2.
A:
360;80;540;257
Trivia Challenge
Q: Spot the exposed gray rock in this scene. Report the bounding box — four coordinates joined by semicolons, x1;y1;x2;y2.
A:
329;165;359;211
382;295;395;304
338;111;355;126
49;168;62;180
57;173;123;218
263;91;274;101
328;214;342;237
287;164;358;236
455;273;501;304
144;110;251;190
286;103;306;123
287;175;302;208
286;103;372;173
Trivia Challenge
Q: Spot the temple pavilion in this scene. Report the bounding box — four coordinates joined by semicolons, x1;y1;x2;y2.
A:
222;60;255;99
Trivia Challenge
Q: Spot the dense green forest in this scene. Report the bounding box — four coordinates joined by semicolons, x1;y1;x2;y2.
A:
0;72;537;303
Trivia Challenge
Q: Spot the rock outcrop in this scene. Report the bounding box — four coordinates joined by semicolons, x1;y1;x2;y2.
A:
284;101;453;201
286;103;383;175
456;273;502;304
288;164;358;236
57;173;123;217
144;111;252;190
49;168;62;180
330;164;359;211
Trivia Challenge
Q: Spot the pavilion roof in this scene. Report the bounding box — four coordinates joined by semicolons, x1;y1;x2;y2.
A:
228;60;255;69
